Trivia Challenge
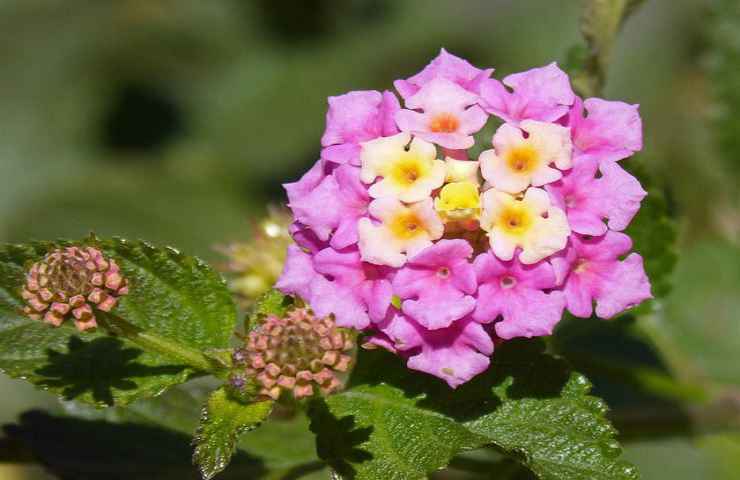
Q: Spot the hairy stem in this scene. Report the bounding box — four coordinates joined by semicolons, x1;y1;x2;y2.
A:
98;311;222;375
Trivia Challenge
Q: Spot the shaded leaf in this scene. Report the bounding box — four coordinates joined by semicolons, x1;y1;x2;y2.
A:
310;340;637;480
0;238;236;406
193;387;273;479
64;383;325;477
2;410;265;480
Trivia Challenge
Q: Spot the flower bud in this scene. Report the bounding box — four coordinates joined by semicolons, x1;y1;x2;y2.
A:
232;308;354;400
22;246;129;331
218;208;292;307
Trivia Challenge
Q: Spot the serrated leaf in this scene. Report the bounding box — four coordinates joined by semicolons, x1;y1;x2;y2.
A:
0;238;237;406
310;340;637;480
193;387;274;480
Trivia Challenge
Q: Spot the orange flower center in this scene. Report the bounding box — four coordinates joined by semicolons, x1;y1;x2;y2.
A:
429;113;460;133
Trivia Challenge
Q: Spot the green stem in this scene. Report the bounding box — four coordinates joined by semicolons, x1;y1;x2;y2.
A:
98;311;221;375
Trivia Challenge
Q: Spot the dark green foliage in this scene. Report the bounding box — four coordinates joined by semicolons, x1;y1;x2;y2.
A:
310;341;637;480
0;238;237;406
193;387;273;479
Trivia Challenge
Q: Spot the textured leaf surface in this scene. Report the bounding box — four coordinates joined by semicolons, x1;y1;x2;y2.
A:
193;387;273;479
310;340;637;480
0;238;237;406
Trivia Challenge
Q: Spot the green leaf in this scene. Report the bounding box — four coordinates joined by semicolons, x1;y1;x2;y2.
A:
193;387;274;480
245;289;292;330
0;238;237;406
310;340;637;480
64;383;326;477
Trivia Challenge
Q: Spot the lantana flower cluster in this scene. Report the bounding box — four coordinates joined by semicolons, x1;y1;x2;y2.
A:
277;49;651;388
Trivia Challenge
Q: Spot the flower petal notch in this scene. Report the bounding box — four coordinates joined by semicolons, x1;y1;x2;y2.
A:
321;90;400;166
479;187;570;264
480;120;573;194
278;50;651;387
480;62;575;124
22;246;129;331
360;132;445;202
567;97;643;165
396;78;488;149
358;197;444;268
393;240;477;330
551;232;652;319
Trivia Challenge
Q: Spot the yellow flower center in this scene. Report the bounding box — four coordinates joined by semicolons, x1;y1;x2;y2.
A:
429;113;460;133
505;145;539;174
498;206;534;235
389;211;426;240
387;154;430;187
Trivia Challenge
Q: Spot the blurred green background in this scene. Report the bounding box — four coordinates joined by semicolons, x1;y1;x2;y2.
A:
0;0;738;478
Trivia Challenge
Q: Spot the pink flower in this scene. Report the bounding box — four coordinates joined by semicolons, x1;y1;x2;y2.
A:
275;245;321;302
545;158;647;235
313;247;393;323
368;311;494;388
276;245;374;329
394;48;493;100
473;253;565;339
392;240;477;330
395;78;488;149
551;232;652;319
289;222;327;254
480;63;575;124
287;163;369;246
567;97;642;165
321;90;400;166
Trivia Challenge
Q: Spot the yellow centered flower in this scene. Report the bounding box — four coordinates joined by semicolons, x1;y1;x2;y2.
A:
358;198;444;267
480;187;570;264
434;181;480;222
480;120;573;194
360;132;445;202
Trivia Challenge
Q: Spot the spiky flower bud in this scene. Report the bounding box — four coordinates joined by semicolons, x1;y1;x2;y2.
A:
231;308;354;400
21;246;129;331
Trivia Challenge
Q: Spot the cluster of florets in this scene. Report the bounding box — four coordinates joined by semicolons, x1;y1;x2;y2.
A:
276;49;652;388
231;308;354;400
22;246;129;331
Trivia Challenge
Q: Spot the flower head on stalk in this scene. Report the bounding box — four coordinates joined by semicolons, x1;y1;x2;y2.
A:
231;308;355;400
276;50;651;387
22;246;128;331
